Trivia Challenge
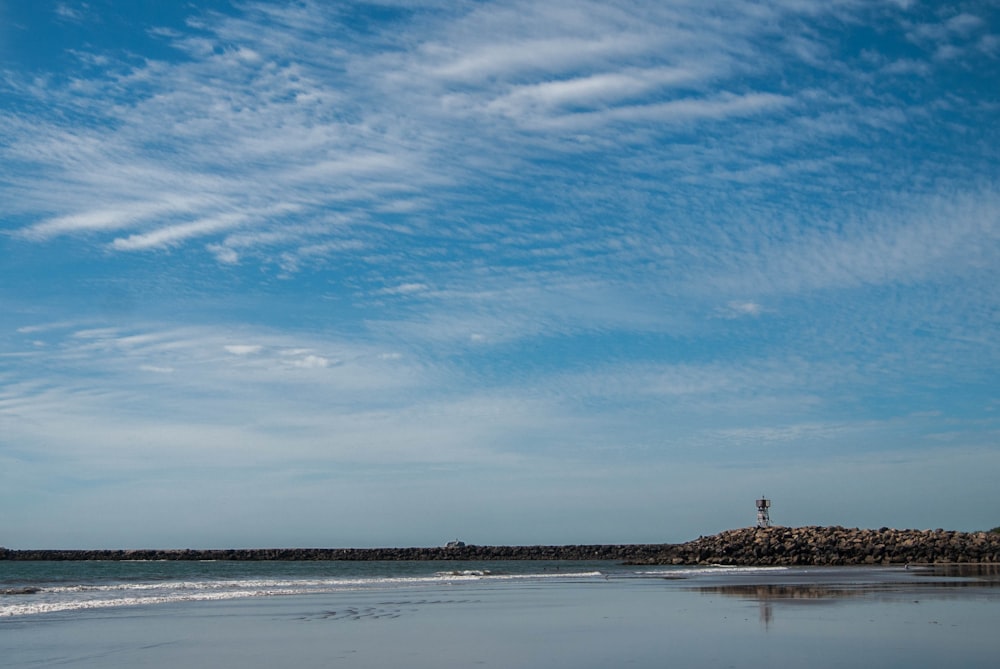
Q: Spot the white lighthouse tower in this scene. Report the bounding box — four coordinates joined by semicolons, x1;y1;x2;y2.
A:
756;497;771;528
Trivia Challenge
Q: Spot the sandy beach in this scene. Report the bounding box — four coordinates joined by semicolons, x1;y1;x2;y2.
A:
3;562;998;668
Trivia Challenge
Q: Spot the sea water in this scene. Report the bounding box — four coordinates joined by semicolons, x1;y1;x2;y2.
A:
3;560;999;667
0;559;608;617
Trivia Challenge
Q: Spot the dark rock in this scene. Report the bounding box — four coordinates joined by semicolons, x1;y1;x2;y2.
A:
3;527;999;565
626;526;1000;566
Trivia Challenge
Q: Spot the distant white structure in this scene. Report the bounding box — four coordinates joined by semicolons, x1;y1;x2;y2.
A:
756;497;771;528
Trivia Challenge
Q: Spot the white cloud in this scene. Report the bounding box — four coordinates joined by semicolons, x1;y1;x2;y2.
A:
208;244;240;264
881;58;931;76
72;327;120;340
979;34;1000;55
2;0;974;285
139;364;175;374
381;283;429;295
432;34;653;81
111;213;249;251
225;345;263;356
487;68;700;114
720;301;765;318
54;3;85;22
702;187;1000;296
0;0;833;265
906;11;990;61
288;354;329;369
16;321;77;334
21;199;211;239
945;13;985;36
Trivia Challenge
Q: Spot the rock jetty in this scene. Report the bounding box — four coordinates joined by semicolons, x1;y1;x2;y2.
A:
0;544;667;562
627;526;1000;566
2;527;998;564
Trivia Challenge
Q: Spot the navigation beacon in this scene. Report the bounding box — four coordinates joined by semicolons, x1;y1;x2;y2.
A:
756;497;771;528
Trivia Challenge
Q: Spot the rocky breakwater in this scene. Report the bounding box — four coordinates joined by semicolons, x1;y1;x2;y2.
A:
4;528;998;564
0;544;672;562
631;526;1000;566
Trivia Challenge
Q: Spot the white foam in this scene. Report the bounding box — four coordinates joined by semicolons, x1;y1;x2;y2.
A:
0;571;607;618
431;571;603;581
0;588;297;618
632;566;790;576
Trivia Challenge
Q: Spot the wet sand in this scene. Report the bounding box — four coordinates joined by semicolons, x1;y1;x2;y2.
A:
3;565;998;668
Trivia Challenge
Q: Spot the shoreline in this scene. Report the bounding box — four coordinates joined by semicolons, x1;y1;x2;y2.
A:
4;526;999;565
6;567;999;669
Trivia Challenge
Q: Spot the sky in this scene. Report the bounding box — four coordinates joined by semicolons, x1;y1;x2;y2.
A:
1;0;998;550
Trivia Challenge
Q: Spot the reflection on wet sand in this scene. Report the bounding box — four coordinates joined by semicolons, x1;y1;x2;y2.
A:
694;564;1000;605
700;583;871;601
917;563;1000;581
691;564;1000;629
759;600;773;629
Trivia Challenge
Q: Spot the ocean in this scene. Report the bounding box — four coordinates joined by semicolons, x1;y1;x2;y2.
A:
3;560;999;667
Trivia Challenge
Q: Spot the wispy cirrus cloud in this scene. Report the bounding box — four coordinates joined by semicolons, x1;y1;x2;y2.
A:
7;0;974;274
0;318;937;477
110;212;250;251
20;196;220;240
701;187;1000;296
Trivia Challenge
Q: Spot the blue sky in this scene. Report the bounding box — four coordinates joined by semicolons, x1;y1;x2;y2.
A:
1;0;998;549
